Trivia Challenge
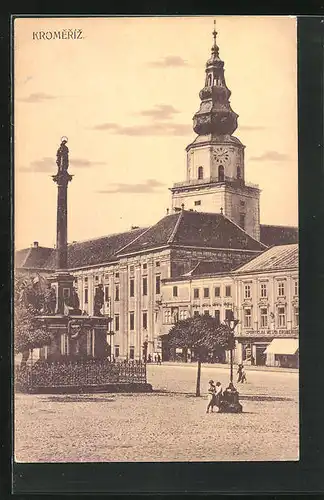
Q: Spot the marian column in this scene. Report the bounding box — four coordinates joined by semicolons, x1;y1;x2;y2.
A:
52;137;73;269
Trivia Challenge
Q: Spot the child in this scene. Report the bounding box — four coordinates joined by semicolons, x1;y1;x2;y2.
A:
206;380;216;413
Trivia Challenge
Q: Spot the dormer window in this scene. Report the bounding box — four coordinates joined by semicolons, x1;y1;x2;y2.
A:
198;166;204;180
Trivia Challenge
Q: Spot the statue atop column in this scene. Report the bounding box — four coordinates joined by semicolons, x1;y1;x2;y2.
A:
56;137;69;172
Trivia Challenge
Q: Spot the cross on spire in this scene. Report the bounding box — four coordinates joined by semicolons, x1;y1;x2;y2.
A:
213;19;217;45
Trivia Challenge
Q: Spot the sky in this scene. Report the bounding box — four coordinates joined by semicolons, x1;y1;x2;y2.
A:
14;16;298;250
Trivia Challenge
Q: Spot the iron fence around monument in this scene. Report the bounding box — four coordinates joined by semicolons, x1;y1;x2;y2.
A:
15;359;147;392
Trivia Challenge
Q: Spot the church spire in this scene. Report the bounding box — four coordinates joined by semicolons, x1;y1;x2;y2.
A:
192;22;239;136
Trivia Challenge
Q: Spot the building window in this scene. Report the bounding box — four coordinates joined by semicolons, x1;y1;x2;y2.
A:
244;284;251;299
84;277;88;283
203;287;210;298
155;261;160;267
143;263;147;270
115;284;120;301
278;281;285;296
204;310;210;316
95;275;99;282
225;309;233;321
129;346;135;360
193;311;200;317
278;306;286;327
104;274;109;280
143;312;148;330
214;286;220;297
173;286;178;297
156;275;161;295
294;280;298;296
164;310;171;324
104;286;109;302
194;200;201;206
193;288;200;299
142;277;148;296
218;165;225;182
114;345;120;358
115;272;119;279
239;214;245;230
294;306;299;327
130;278;135;297
237;167;242;179
84;288;88;304
260;283;267;298
260;307;268;328
225;285;231;297
244;308;252;328
115;315;119;331
198;166;204;180
129;312;135;331
214;310;220;325
179;310;188;321
129;265;134;273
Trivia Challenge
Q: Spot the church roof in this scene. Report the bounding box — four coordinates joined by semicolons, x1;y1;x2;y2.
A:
117;210;266;255
15;246;55;270
15;211;266;272
233;243;298;274
183;260;233;277
259;224;298;247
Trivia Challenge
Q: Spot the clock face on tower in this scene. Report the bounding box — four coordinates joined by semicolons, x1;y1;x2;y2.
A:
213;147;230;166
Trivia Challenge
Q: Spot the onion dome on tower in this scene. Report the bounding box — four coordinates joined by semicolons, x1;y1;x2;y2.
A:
193;22;239;137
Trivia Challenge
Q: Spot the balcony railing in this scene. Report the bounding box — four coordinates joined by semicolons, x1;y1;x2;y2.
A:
172;177;259;190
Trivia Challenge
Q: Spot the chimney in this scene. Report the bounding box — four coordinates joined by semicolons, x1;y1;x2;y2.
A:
131;225;139;230
33;241;39;248
166;208;169;215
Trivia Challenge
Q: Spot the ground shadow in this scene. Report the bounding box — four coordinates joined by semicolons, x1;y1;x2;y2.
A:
44;396;116;403
239;395;293;402
153;390;293;402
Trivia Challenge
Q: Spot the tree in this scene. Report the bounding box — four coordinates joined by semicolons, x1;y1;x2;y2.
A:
167;315;234;396
14;274;53;366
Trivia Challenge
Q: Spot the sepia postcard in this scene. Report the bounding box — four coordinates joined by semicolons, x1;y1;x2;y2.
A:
13;16;299;466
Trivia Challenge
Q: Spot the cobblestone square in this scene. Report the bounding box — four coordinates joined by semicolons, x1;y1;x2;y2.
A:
14;364;299;462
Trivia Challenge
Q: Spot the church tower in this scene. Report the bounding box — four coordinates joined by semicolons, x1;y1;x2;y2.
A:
170;23;260;241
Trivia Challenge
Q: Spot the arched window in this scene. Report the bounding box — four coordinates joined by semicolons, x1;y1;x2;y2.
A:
198;166;204;180
207;74;212;87
218;165;225;182
237;166;241;179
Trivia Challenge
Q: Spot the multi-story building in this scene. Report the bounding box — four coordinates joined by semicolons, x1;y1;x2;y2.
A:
15;27;298;363
161;244;298;367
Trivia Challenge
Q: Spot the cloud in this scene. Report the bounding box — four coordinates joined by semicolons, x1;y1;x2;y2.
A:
18;157;105;173
92;121;192;136
18;92;57;103
97;179;165;194
139;104;180;121
148;56;188;67
249;151;290;162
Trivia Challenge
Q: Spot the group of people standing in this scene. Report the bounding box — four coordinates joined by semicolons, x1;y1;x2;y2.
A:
206;364;247;413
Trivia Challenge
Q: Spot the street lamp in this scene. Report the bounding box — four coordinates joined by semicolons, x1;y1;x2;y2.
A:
225;313;240;386
220;311;242;413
